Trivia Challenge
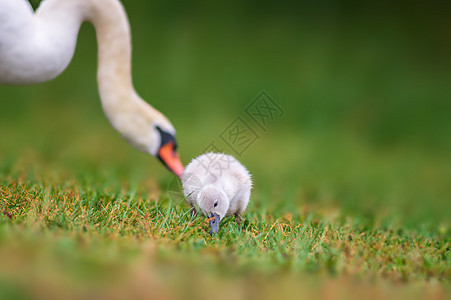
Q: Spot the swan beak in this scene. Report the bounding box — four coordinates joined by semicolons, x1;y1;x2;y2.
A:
208;213;220;236
158;141;184;178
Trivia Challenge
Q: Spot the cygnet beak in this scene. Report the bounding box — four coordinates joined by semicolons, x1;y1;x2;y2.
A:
208;213;220;236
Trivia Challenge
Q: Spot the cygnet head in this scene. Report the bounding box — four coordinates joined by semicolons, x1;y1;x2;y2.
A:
198;184;229;235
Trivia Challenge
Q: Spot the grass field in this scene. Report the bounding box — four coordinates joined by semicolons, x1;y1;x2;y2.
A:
1;1;450;299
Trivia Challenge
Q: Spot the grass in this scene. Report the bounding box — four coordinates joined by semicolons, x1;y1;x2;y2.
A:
1;1;451;299
0;147;449;299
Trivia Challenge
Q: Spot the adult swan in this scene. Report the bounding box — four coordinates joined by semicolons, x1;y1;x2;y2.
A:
0;0;184;177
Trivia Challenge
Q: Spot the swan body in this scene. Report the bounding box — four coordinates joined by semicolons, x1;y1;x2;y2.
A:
181;152;252;234
0;0;184;177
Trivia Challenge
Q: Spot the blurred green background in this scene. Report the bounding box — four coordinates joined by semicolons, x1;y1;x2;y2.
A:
1;0;450;229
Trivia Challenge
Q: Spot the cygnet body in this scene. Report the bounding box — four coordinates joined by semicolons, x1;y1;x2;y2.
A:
181;152;252;234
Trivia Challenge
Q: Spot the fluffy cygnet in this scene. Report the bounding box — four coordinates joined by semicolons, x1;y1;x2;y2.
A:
181;152;252;235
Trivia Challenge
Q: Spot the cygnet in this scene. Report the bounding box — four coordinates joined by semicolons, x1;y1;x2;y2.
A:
181;152;252;235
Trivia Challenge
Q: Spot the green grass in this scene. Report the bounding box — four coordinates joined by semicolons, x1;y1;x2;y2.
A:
1;1;451;299
0;148;449;299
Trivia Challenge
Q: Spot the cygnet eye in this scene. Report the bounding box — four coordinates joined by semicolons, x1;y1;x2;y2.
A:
214;202;218;208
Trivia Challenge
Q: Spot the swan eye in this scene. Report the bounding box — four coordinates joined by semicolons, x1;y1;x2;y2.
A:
214;202;218;208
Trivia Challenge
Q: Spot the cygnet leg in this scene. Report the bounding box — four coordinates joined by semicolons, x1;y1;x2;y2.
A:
235;214;242;226
190;206;197;218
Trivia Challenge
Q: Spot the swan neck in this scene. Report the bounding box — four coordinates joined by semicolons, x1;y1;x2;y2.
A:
84;0;134;102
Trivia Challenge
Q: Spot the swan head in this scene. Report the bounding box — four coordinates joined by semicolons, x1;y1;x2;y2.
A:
198;185;229;235
101;92;185;178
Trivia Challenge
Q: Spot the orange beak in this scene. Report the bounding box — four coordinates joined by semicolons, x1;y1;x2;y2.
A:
157;141;184;178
